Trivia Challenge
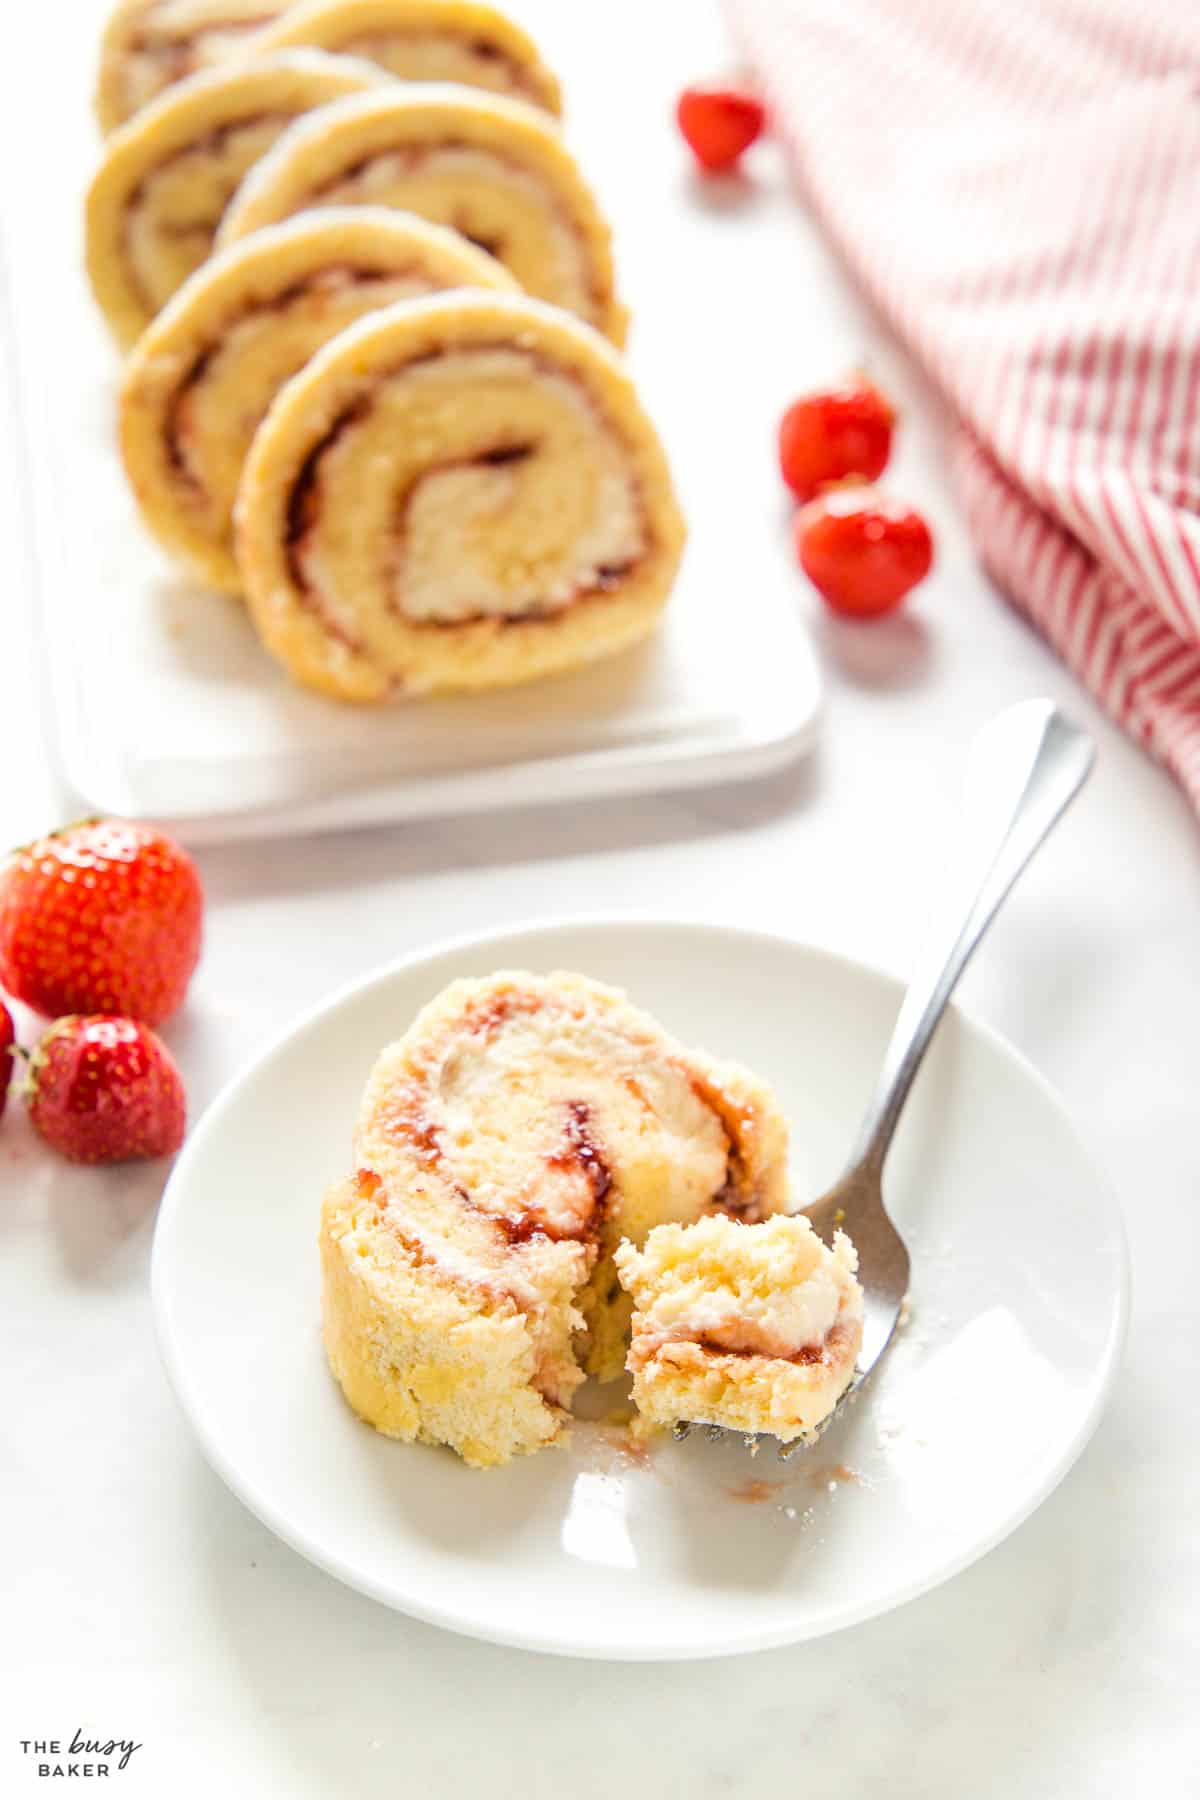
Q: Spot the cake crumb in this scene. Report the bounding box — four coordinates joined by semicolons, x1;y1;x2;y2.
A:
581;1415;661;1472
610;1427;654;1468
625;1411;661;1451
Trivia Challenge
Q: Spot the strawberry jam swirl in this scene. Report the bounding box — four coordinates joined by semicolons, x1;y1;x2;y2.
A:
282;345;652;636
362;1085;613;1305
358;985;756;1278
368;986;615;1251
678;1322;857;1369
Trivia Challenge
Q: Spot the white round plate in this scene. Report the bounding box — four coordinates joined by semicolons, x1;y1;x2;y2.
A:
153;920;1128;1660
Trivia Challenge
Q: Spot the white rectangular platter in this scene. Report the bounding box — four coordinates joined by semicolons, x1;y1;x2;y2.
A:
1;0;820;845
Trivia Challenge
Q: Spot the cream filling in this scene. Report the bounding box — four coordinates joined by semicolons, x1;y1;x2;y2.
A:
618;1218;862;1362
352;998;730;1304
432;1006;727;1234
667;1257;848;1358
395;355;642;623
292;348;646;643
308;146;593;320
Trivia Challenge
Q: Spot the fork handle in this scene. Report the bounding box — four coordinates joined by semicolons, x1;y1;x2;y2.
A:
849;698;1095;1173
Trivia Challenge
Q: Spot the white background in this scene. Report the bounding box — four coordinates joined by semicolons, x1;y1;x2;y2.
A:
2;1;1197;1793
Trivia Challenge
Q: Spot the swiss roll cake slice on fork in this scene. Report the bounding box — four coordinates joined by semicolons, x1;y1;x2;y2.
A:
615;1214;865;1446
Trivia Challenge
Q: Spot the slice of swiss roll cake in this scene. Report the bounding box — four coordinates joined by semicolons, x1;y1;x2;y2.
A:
234;291;686;700
319;973;791;1467
615;1214;865;1445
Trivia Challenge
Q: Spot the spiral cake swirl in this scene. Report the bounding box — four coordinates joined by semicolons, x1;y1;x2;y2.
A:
218;85;626;340
119;208;516;593
319;972;791;1467
87;50;387;349
234;290;685;700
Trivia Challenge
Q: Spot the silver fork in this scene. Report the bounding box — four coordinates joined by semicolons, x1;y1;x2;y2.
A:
680;698;1096;1456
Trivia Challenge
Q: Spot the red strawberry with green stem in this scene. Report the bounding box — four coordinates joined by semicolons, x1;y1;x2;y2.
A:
0;819;203;1026
26;1015;186;1164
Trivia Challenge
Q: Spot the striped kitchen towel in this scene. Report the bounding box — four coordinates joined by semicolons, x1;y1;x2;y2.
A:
728;0;1200;811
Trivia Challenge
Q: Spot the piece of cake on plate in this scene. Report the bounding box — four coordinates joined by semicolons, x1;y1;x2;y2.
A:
319;971;791;1467
614;1212;864;1444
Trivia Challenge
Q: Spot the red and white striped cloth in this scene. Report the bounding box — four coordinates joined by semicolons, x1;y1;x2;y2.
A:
729;0;1200;811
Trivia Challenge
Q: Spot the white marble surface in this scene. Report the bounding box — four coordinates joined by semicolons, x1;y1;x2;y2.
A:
2;1;1198;1793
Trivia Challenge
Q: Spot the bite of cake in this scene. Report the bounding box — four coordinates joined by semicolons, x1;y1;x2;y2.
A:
614;1212;864;1444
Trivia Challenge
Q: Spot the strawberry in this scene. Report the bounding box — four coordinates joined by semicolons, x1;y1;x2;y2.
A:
0;1000;13;1121
27;1015;186;1164
794;487;934;617
676;84;765;173
0;819;203;1025
779;376;896;502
